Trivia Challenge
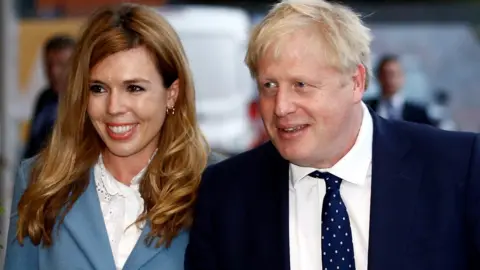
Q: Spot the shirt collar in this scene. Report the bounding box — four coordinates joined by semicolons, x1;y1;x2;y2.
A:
290;102;373;186
382;93;404;108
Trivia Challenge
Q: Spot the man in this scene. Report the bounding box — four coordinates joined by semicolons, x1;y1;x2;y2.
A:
365;54;435;125
23;34;75;159
185;0;480;270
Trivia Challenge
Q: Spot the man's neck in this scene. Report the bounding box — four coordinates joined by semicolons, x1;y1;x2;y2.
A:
315;104;364;169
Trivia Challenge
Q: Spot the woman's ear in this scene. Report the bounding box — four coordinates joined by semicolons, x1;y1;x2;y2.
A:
166;79;179;108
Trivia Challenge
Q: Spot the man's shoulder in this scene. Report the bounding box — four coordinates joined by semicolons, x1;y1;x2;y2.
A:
392;120;478;153
35;87;56;103
201;142;282;191
206;151;228;166
364;98;379;107
198;142;280;202
205;142;278;175
32;88;56;113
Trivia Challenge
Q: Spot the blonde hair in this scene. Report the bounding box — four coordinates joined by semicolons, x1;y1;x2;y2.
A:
16;3;208;248
245;0;373;87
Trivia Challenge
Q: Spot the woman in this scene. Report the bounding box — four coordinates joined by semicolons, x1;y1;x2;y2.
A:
5;3;208;270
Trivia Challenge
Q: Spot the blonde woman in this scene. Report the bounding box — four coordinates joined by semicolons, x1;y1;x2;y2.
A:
6;3;208;270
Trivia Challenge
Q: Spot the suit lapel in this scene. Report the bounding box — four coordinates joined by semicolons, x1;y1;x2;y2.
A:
62;168;116;270
253;143;291;270
367;113;424;270
274;148;291;270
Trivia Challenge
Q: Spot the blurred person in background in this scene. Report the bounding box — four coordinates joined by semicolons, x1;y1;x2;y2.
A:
6;3;209;270
22;34;75;159
185;0;480;270
365;54;436;126
428;89;457;131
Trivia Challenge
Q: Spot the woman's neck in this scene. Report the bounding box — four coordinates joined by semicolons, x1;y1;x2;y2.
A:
102;148;157;185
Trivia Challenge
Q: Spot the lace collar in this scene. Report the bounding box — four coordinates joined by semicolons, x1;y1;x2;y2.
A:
95;149;158;201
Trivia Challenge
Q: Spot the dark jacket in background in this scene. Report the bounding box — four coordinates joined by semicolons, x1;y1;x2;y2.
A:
365;98;436;126
23;88;58;159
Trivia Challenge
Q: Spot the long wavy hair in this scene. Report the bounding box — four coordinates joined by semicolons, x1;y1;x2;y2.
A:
16;3;208;248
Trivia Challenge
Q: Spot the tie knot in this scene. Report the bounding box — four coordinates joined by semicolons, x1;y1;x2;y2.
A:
308;171;342;191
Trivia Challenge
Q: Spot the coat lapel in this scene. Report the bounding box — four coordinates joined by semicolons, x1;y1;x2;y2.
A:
276;151;291;270
122;225;188;270
367;113;424;270
253;142;291;270
122;223;163;269
62;168;116;270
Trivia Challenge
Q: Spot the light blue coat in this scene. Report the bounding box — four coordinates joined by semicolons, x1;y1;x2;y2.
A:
5;158;189;270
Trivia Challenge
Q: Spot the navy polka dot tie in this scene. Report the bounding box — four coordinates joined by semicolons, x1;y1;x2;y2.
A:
309;171;356;270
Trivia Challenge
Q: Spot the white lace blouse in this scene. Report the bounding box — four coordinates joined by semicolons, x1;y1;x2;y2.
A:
94;154;151;270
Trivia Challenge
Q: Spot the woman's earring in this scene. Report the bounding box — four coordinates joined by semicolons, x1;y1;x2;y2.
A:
167;106;175;115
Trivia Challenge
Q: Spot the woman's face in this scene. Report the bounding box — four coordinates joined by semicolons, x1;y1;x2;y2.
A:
87;46;178;159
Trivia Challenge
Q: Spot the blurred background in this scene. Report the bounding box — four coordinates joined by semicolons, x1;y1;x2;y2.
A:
1;0;480;265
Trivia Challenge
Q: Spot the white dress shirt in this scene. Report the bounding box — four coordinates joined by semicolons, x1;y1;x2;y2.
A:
289;102;373;270
94;155;151;270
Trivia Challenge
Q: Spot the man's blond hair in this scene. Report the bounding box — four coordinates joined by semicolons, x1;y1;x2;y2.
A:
245;0;373;87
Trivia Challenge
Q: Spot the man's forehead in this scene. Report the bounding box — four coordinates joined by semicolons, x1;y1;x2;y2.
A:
46;47;74;56
261;31;331;66
45;48;73;61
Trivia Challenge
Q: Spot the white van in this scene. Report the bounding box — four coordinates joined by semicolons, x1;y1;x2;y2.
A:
157;5;259;155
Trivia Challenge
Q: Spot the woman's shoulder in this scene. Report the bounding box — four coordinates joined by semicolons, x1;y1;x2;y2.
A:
16;156;38;186
19;156;37;170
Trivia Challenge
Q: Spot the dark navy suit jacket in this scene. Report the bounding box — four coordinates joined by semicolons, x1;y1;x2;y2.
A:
185;110;480;270
365;98;435;126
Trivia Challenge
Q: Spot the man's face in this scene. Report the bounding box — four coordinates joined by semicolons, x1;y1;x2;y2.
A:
378;60;404;97
45;48;74;93
256;30;366;168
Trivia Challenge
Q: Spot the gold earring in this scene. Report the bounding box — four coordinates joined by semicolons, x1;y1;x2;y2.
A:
167;106;175;115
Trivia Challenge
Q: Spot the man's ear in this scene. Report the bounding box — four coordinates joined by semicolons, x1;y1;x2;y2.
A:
352;64;366;103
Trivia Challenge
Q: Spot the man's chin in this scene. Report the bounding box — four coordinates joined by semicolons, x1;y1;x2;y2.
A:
276;144;309;164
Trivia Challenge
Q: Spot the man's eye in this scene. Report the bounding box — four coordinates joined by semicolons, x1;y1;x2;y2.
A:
295;81;306;88
263;82;277;88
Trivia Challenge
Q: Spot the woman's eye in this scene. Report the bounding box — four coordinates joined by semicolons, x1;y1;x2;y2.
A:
89;84;104;93
127;85;145;92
